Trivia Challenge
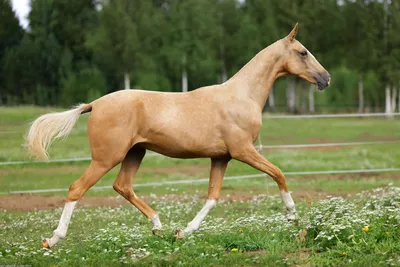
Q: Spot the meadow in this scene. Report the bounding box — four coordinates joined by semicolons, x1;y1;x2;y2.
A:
0;106;400;266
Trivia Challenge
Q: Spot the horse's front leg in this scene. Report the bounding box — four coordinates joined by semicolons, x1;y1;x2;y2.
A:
175;156;230;239
231;144;297;220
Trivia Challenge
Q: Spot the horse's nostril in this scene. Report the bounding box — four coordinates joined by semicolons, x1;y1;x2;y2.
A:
325;73;331;86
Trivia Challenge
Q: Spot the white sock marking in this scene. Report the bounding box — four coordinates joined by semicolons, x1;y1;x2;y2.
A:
47;201;77;247
184;199;216;234
280;190;296;218
151;214;162;230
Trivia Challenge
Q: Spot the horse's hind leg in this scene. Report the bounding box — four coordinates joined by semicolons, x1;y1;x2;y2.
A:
112;147;162;235
42;160;115;248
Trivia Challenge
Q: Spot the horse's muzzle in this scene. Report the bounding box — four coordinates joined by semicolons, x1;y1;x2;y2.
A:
315;72;331;91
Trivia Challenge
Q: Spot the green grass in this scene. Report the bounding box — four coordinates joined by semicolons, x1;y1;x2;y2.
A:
1;186;399;266
0;106;400;266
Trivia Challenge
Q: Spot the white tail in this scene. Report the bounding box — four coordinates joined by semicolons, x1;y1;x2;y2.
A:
26;104;92;160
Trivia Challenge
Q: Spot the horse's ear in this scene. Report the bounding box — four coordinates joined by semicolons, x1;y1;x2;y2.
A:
287;23;299;42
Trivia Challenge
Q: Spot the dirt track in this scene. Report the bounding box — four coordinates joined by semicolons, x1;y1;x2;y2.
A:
0;189;364;212
1;173;398;212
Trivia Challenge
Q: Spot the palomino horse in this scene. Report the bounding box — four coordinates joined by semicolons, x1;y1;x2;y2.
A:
26;24;330;248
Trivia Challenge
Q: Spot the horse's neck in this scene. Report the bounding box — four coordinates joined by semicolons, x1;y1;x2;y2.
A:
228;42;283;109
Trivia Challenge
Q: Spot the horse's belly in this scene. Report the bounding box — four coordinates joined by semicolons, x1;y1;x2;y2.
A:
140;135;228;159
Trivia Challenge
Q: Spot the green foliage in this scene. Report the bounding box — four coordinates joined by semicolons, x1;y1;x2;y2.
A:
61;66;106;106
303;187;400;252
0;0;23;102
35;84;53;106
134;71;172;92
364;70;382;109
52;0;97;69
1;0;400;111
232;13;262;71
0;0;23;52
160;0;220;90
315;66;358;111
87;0;139;90
2;35;40;104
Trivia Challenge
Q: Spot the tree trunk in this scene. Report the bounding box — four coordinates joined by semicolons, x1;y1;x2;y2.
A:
182;68;188;93
218;27;228;84
124;72;130;90
182;54;188;92
286;76;296;113
385;84;392;117
308;84;315;113
220;41;227;83
221;64;227;83
268;87;275;111
358;74;364;113
391;86;397;112
301;83;307;113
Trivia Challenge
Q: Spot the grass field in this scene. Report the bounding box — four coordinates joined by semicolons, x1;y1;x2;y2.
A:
1;106;400;266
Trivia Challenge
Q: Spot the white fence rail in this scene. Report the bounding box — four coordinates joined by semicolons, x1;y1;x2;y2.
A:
264;112;400;119
1;112;399;136
1;140;398;166
2;167;399;195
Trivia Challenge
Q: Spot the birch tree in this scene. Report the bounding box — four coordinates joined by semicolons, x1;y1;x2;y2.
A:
87;0;138;90
163;0;219;92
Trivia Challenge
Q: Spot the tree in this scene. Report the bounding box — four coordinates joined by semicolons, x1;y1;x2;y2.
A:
87;0;139;90
243;0;281;111
162;0;220;92
298;0;343;113
2;35;39;103
52;0;97;69
231;11;262;71
61;66;106;106
381;0;400;115
215;0;243;83
343;0;381;113
126;0;170;91
0;0;24;103
28;0;63;105
275;0;300;113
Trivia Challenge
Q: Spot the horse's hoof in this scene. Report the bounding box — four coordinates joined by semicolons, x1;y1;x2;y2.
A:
42;239;50;249
152;228;163;237
287;214;299;225
174;229;184;240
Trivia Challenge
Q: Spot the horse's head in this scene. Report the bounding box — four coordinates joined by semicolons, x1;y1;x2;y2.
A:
279;23;330;90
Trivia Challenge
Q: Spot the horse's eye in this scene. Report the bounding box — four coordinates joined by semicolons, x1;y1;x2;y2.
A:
300;51;308;57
